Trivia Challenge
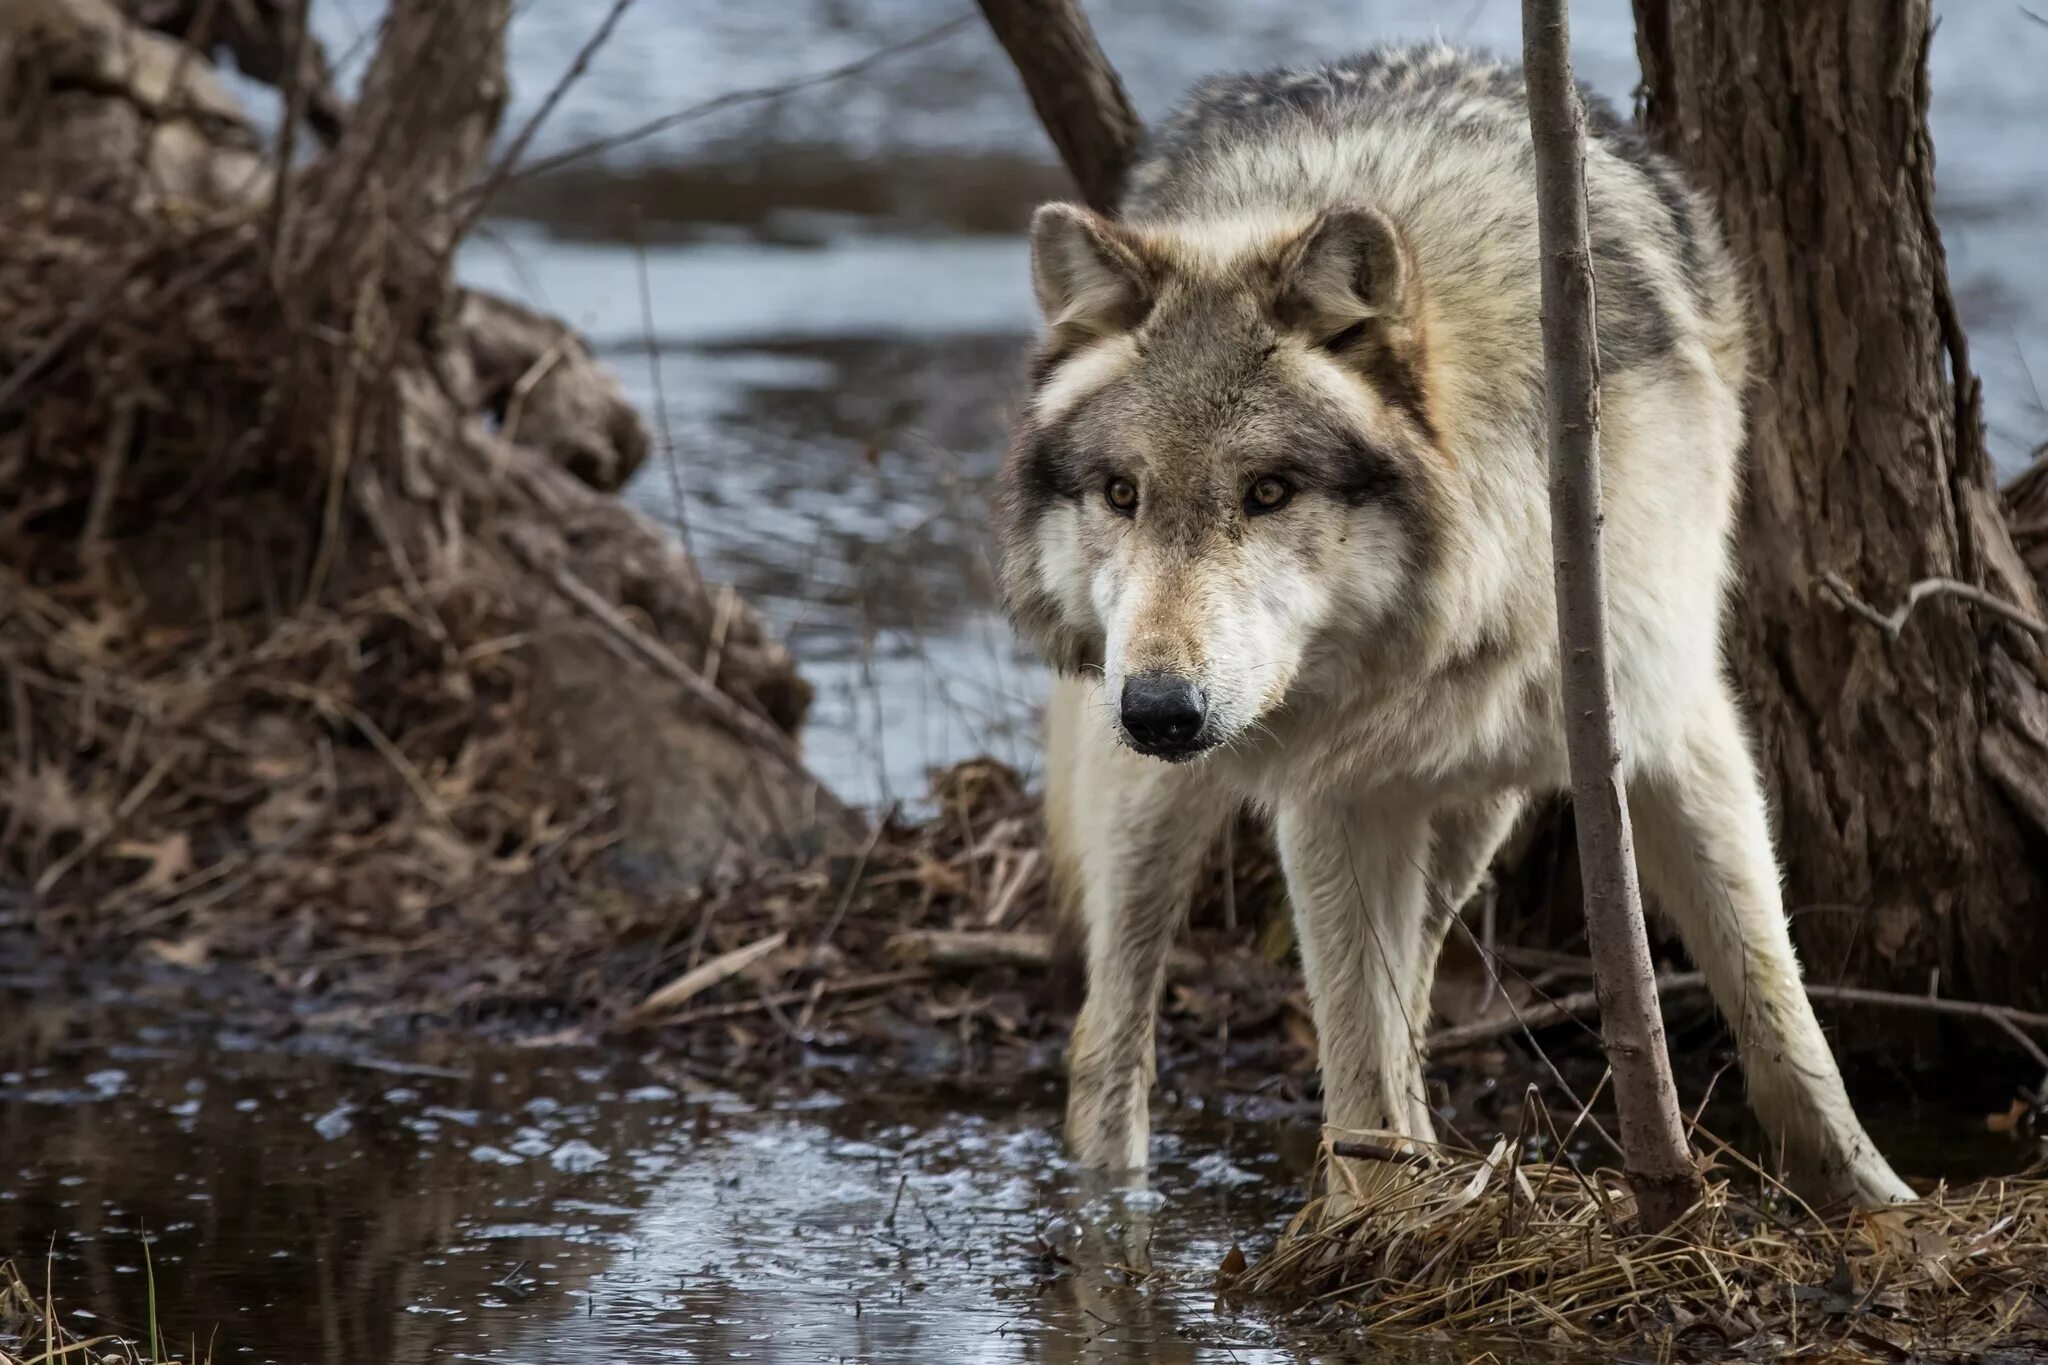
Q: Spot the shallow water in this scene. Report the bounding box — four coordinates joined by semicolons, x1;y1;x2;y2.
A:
0;1011;1349;1363
4;1006;2036;1362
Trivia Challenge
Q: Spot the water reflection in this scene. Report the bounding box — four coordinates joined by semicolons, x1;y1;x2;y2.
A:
0;1009;1339;1363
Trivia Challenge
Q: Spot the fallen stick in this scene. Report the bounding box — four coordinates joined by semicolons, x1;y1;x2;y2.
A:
1428;971;2048;1075
504;529;861;837
887;928;1202;979
646;968;936;1029
1328;1139;1433;1167
620;931;787;1027
977;848;1044;929
1802;982;2048;1074
1427;973;1708;1053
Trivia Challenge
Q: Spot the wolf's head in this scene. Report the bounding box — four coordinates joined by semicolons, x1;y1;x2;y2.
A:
996;202;1448;762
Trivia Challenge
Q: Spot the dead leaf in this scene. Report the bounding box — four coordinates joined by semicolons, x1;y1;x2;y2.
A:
54;604;129;660
413;824;479;881
246;783;321;846
110;832;193;894
145;935;211;969
1986;1097;2030;1134
5;763;96;833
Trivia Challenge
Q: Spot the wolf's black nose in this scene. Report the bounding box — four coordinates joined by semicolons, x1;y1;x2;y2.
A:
1120;673;1209;759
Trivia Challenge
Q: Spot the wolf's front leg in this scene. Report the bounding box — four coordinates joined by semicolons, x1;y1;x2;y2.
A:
1276;795;1437;1178
1631;682;1912;1207
1056;721;1232;1172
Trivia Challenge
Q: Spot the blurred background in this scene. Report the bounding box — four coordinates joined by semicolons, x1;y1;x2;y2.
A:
271;0;2048;810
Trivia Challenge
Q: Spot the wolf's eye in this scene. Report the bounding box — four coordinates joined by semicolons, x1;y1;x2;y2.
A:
1246;475;1294;515
1105;477;1138;515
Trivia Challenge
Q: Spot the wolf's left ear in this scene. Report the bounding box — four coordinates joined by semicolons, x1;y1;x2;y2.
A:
1274;203;1418;340
1030;204;1153;338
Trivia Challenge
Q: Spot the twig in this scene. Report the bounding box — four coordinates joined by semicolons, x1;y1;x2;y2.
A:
499;334;572;447
447;0;641;253
1525;0;1698;1229
32;751;179;897
481;17;977;195
621;930;787;1027
79;397;138;559
1428;971;2048;1077
0;247;159;415
978;847;1043;929
633;220;693;558
1329;1139;1434;1167
702;585;736;690
807;817;889;968
265;0;313;264
1819;570;2048;641
638;968;934;1029
504;531;859;835
888;927;1202;978
1801;982;2048;1073
1427;973;1709;1053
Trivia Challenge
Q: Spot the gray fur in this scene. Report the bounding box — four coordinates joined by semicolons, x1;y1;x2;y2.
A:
1125;43;1720;376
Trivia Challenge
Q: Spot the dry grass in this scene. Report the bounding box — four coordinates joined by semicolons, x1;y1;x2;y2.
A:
0;1254;205;1365
1239;1126;2048;1360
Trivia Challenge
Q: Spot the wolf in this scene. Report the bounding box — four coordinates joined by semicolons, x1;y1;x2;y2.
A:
994;42;1911;1207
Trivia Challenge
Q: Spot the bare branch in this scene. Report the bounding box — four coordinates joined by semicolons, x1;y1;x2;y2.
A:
976;0;1143;214
448;0;639;256
481;17;977;198
1524;0;1700;1231
1430;969;2048;1079
1819;569;2048;641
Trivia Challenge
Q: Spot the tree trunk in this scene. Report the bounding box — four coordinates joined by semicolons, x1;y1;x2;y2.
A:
974;0;1142;216
1633;0;2048;1039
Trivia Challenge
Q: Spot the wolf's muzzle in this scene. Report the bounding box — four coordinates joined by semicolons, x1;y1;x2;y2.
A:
1119;672;1212;761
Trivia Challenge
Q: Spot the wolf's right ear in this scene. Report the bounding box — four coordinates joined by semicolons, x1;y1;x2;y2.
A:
1029;204;1152;338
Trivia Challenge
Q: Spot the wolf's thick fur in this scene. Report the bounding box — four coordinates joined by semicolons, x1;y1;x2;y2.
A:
998;44;1910;1206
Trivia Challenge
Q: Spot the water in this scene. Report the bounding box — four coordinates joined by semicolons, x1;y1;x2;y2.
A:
419;0;2048;806
0;1013;1343;1363
4;1006;2035;1363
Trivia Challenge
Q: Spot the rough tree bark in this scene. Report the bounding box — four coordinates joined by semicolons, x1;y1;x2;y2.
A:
973;0;1142;215
1524;0;1698;1232
1632;0;2048;1040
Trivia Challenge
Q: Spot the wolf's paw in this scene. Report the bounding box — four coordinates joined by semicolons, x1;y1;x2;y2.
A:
1063;1063;1152;1173
1794;1150;1915;1210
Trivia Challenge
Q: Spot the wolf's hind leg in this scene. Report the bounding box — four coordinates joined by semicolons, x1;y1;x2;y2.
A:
1630;683;1911;1207
1407;790;1526;1136
1052;685;1232;1172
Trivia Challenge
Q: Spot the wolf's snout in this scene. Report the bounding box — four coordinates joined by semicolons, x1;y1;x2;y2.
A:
1119;673;1211;760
